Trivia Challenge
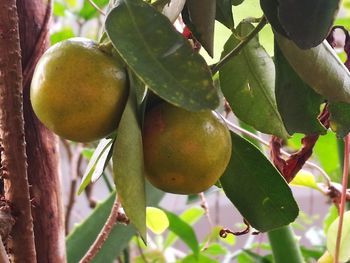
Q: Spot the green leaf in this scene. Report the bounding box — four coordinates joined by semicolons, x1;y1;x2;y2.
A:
105;0;219;111
53;2;66;16
50;28;75;45
78;0;109;20
219;22;288;139
326;211;350;262
112;91;146;240
323;204;338;234
185;0;216;56
275;34;350;104
66;183;164;263
329;102;350;138
260;0;288;37
165;211;199;258
220;132;299;232
162;0;187;23
290;170;319;190
277;0;340;49
164;207;204;248
202;243;227;256
78;138;113;194
216;0;235;30
146;207;169;234
274;41;326;135
179;254;218;263
232;0;244;5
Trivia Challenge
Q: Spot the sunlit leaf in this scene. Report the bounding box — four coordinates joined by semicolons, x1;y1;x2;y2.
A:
326;211;350;262
275;34;350;104
146;207;169;234
78;138;113;194
112;91;146;240
220;132;299;232
219;22;288;139
105;0;219;111
50;28;75;45
290;170;319;190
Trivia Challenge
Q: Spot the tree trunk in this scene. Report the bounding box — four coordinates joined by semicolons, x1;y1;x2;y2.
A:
17;0;66;262
0;1;37;262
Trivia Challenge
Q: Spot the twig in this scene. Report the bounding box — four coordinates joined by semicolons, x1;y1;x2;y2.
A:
199;193;213;227
79;195;121;263
210;16;268;74
0;238;9;263
220;115;331;186
87;0;106;16
334;135;350;263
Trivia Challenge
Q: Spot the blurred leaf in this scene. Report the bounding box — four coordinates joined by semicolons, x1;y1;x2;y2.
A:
290;170;319;190
66;183;164;263
53;2;66;16
162;0;186;23
134;250;166;263
236;250;271;263
323;205;338;234
179;254;218;263
202;243;227;256
219;22;288;139
78;0;109;20
317;251;333;263
164;207;204;248
78;138;113;194
329;102;350;138
205;225;235;246
165;211;199;258
113;91;146;240
216;0;234;30
50;28;75;45
232;0;244;5
326;211;350;262
275;34;350;104
81;147;94;159
146;207;169;234
220;132;299;232
274;41;326;135
186;0;216;56
278;0;339;49
105;0;219;111
300;246;324;261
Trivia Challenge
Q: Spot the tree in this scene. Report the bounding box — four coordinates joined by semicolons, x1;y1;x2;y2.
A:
1;0;350;262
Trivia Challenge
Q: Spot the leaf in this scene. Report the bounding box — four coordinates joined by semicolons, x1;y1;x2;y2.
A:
77;138;113;194
112;91;146;240
323;205;338;234
260;0;288;37
277;0;340;49
53;2;66;16
329;102;350;138
162;0;186;23
50;28;75;45
219;22;288;139
290;170;319;190
66;183;164;263
216;0;235;30
274;41;326;135
202;243;227;256
220;132;299;232
164;207;204;248
326;211;350;262
185;0;216;56
232;0;244;5
78;0;109;20
165;211;199;258
146;207;169;234
275;34;350;104
180;254;218;263
105;0;219;111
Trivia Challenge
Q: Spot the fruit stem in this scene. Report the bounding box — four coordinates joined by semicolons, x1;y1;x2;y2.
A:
210;16;268;75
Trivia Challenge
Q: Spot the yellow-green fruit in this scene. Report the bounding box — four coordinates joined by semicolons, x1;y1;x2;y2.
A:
142;102;232;194
30;37;128;142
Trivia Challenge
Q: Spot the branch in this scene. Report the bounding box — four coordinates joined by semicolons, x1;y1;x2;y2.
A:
0;238;9;263
210;16;268;74
0;1;37;262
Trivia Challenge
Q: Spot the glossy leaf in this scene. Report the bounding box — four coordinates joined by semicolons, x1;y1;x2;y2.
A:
165;211;199;258
185;0;215;56
78;138;113;194
326;211;350;262
329;102;350;138
105;0;219;111
162;0;186;23
278;0;340;49
220;132;299;232
66;183;164;263
274;41;326;135
164;207;204;248
216;0;234;30
219;22;288;139
146;207;169;234
276;34;350;104
112;91;146;240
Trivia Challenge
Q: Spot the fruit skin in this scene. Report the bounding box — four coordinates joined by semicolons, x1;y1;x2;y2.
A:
143;102;232;194
30;37;128;142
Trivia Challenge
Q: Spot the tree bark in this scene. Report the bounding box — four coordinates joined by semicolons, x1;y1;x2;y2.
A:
0;1;37;262
17;0;66;262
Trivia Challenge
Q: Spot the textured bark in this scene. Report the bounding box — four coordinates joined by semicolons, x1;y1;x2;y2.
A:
0;1;37;262
17;0;66;262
